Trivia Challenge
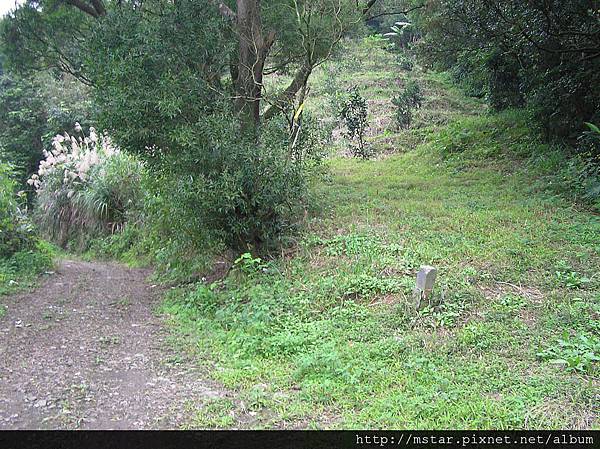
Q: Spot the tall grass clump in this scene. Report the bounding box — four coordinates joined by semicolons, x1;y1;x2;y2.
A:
29;124;143;249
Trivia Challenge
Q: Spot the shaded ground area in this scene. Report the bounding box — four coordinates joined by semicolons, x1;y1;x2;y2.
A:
0;259;225;429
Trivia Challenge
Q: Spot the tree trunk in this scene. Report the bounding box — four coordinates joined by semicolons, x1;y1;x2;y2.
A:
262;61;313;121
235;0;273;131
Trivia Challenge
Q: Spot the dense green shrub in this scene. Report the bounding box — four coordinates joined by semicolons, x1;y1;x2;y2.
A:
92;113;323;280
557;124;600;209
340;86;370;158
0;160;52;293
143;114;312;253
0;160;35;257
0;242;54;295
391;80;423;129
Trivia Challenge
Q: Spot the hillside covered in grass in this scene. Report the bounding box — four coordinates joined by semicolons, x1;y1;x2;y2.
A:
160;38;599;429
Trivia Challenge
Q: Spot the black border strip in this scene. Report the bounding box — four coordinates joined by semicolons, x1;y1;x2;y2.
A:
0;430;597;449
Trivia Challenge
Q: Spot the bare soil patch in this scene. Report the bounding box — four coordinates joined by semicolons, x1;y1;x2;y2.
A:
0;259;225;429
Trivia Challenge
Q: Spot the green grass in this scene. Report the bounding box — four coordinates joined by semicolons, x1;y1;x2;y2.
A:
161;39;599;429
0;240;56;297
0;240;56;320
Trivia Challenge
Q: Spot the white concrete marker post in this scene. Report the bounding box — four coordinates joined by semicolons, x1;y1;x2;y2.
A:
414;265;437;310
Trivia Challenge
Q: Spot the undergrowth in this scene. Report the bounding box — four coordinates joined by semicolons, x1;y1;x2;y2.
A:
0;240;55;297
0;161;55;300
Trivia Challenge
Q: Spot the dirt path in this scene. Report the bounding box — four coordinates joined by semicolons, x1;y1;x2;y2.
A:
0;259;224;429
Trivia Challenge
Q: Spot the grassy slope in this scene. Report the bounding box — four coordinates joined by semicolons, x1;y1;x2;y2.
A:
163;38;599;429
